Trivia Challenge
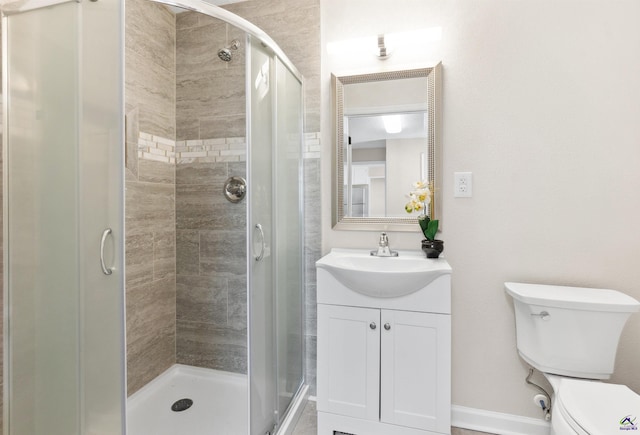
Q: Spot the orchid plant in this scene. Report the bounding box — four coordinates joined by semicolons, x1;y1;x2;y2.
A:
404;180;439;241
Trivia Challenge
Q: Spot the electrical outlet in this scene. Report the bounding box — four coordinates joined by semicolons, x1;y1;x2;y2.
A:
454;172;473;197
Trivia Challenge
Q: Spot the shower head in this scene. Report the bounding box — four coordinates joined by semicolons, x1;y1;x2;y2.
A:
218;39;240;62
218;48;232;62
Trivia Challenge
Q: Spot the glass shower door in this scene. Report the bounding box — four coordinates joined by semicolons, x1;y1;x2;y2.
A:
248;38;276;435
274;58;304;420
3;0;125;433
248;37;304;435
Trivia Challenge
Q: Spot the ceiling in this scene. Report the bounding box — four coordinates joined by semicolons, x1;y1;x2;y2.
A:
347;112;428;149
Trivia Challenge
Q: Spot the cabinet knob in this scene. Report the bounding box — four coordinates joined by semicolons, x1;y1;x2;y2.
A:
384;323;391;331
370;322;377;330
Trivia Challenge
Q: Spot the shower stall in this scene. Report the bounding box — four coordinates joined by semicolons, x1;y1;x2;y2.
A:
2;0;306;433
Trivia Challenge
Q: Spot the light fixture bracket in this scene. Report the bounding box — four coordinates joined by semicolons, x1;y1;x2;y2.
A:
377;34;389;60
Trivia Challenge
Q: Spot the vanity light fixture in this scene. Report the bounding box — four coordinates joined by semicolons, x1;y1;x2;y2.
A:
383;115;402;134
377;34;389;59
327;27;442;60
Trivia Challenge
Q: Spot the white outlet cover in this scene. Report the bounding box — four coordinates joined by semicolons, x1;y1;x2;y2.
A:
454;172;473;197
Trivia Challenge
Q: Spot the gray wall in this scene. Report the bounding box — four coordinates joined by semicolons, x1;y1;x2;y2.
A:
173;11;249;373
176;12;246;141
175;160;248;372
124;0;177;396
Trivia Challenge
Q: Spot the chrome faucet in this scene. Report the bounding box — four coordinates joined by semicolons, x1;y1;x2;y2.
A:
371;232;399;257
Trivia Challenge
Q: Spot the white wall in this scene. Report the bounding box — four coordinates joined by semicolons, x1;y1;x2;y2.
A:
370;177;385;217
321;0;640;421
386;138;426;218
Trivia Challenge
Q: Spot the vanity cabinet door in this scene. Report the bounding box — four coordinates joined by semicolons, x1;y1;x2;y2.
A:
380;310;451;433
317;304;381;421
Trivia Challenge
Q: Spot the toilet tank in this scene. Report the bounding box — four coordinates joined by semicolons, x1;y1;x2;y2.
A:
505;282;640;380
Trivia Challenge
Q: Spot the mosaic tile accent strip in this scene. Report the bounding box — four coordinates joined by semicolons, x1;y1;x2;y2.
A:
138;131;320;164
137;132;247;164
137;132;176;164
176;137;247;164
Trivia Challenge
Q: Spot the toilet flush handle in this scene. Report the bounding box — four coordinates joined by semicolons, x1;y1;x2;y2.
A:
531;311;550;321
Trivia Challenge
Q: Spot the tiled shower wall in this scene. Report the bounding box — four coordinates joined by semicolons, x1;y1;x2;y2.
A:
124;0;177;396
124;0;257;384
175;157;248;372
175;12;246;141
174;12;249;373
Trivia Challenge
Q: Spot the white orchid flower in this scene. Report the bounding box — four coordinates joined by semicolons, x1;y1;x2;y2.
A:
414;188;431;204
405;180;434;215
412;180;429;189
404;180;439;245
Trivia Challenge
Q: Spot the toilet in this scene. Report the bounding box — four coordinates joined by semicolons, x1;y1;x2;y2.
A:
505;282;640;434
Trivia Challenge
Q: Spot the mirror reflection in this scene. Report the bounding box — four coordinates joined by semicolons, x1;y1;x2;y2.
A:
332;65;441;230
345;111;428;218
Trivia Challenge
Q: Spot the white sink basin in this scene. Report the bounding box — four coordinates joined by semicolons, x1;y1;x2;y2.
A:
316;248;452;298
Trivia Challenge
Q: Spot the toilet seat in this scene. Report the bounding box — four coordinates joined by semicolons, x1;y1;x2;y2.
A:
555;378;640;434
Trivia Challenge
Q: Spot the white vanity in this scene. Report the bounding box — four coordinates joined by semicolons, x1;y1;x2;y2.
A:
316;249;452;435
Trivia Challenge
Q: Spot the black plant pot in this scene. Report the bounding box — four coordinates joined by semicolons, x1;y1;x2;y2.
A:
421;239;444;258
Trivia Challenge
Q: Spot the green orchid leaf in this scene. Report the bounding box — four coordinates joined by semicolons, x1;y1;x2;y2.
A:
418;215;430;237
425;219;439;241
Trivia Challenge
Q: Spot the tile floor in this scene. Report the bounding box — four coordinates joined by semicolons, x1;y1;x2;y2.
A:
291;400;496;435
291;400;318;435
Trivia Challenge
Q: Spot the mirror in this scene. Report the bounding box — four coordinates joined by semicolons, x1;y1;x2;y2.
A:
331;64;442;231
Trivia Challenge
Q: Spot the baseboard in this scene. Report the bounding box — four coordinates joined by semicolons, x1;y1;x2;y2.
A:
451;405;550;435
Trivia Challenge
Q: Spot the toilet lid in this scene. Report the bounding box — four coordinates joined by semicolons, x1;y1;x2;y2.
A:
557;378;640;434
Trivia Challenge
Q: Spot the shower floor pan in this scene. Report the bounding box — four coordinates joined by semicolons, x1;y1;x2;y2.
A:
127;364;248;435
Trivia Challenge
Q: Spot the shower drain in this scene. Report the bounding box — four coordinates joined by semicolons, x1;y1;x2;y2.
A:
171;398;194;412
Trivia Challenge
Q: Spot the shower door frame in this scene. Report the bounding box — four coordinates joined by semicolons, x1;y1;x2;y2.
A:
270;52;307;433
247;35;307;435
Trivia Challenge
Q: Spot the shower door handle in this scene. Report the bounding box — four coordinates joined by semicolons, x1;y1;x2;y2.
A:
100;228;114;275
254;223;265;262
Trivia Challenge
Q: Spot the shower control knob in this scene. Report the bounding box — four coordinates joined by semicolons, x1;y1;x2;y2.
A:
370;322;377;330
223;176;247;203
384;323;391;330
